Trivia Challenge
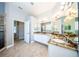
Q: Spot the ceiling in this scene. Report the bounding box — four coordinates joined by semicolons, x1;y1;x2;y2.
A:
11;2;62;17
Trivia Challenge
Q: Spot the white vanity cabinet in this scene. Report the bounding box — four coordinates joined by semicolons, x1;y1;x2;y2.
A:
34;34;50;45
48;44;77;57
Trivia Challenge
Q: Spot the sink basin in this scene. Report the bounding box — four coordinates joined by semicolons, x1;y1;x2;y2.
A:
52;39;66;44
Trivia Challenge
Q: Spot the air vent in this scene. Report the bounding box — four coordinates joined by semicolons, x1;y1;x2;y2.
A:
30;2;34;5
18;6;23;10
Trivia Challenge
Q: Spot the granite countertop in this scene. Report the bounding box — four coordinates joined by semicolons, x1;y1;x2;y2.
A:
48;40;77;51
34;32;77;51
34;32;51;35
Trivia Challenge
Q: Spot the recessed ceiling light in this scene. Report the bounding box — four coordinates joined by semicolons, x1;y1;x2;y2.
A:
61;2;65;5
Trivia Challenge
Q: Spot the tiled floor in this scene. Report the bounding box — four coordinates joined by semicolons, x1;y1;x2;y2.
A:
0;40;48;57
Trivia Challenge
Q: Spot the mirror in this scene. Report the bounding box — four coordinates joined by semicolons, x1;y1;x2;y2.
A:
41;22;52;32
63;3;78;48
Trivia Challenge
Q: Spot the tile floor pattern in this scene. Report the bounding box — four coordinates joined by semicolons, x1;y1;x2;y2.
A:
0;40;48;57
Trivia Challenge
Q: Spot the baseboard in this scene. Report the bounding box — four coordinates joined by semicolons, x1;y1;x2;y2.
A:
0;47;6;52
31;41;34;43
24;40;29;44
7;44;14;49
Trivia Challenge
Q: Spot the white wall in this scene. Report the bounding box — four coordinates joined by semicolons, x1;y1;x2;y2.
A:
5;3;30;47
24;16;35;43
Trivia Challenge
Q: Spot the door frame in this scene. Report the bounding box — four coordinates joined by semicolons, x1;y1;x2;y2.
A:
13;20;25;42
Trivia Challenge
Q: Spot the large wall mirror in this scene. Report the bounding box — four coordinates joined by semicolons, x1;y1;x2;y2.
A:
41;22;52;32
63;2;78;49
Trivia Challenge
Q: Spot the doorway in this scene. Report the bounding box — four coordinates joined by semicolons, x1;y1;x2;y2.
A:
14;21;24;43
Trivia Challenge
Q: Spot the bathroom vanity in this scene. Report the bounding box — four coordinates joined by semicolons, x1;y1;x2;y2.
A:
48;32;78;57
33;32;50;45
48;43;77;57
